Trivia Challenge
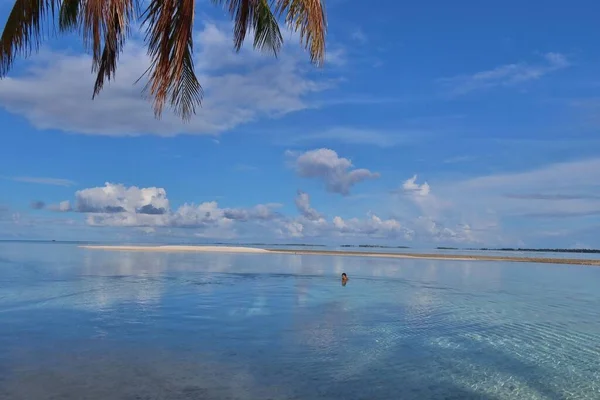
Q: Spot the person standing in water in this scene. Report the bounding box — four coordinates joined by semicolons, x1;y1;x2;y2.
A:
341;273;348;286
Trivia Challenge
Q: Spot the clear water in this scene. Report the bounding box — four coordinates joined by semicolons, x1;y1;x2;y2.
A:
0;243;599;400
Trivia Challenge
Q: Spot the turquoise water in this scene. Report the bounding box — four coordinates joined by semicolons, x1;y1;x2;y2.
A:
0;243;599;399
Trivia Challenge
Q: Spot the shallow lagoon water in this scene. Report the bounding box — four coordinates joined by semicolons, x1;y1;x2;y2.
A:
0;243;599;399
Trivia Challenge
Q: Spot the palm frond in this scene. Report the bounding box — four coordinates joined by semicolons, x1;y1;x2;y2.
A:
0;0;60;76
214;0;283;56
59;0;81;32
228;0;251;51
91;0;136;98
275;0;326;66
141;0;202;120
81;0;106;65
252;0;283;55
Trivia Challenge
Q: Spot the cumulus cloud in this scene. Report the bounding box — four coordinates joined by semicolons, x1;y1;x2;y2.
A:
279;191;410;240
388;157;600;246
20;158;600;246
275;211;407;241
332;213;411;239
402;175;430;196
389;174;495;244
393;175;449;222
41;183;287;239
439;52;570;96
288;148;379;195
71;183;170;214
412;217;475;243
295;191;322;221
0;23;335;136
37;182;419;242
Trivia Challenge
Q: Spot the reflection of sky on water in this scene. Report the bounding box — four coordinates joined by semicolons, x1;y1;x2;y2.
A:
1;243;600;399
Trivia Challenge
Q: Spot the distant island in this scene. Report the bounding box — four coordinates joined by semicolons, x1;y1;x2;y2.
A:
432;246;600;254
340;244;410;249
3;240;600;255
474;247;600;254
81;245;600;267
210;242;327;247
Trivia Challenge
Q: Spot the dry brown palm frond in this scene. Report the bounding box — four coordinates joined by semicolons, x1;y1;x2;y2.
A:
275;0;326;66
91;0;137;97
81;0;107;65
214;0;283;56
0;0;60;76
141;0;202;120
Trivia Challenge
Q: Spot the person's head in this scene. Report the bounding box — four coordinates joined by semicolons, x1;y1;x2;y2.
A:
341;273;348;286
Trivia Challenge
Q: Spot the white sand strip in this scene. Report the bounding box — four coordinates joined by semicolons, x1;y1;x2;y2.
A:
79;245;600;266
80;245;269;254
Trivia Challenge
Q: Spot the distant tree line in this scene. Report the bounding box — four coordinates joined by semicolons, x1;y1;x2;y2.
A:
474;248;600;254
340;244;410;249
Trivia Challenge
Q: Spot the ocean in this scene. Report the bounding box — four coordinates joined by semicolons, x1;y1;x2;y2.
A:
0;242;599;399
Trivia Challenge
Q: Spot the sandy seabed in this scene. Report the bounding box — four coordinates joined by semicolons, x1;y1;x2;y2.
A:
79;245;600;267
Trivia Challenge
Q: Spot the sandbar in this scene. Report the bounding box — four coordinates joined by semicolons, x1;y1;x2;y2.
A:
80;245;600;266
81;245;269;254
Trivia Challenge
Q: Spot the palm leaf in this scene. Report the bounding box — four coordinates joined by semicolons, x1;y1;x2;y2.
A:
1;0;325;121
81;0;107;66
275;0;326;66
214;0;283;55
0;0;60;76
91;0;137;98
252;0;283;55
59;0;81;32
141;0;202;120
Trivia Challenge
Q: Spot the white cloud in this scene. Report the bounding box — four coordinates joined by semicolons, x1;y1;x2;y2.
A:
278;191;411;240
3;176;75;187
412;217;475;243
389;157;600;245
402;175;430;196
287;148;380;195
275;220;305;238
439;52;570;96
0;23;335;136
295;190;322;221
390;176;474;244
394;175;449;222
27;157;600;246
450;157;600;219
332;213;411;239
37;182;419;242
73;183;170;214
40;183;285;239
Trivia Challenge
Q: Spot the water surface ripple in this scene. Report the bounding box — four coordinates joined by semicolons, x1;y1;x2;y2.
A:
0;243;599;399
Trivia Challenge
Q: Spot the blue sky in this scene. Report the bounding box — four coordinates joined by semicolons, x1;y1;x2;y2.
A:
1;0;600;247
